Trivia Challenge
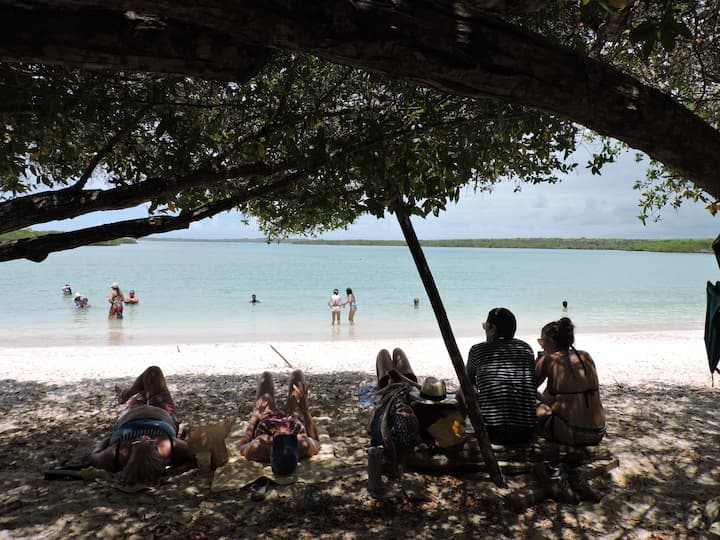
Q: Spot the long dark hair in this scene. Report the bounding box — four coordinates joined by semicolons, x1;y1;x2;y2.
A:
346;287;353;295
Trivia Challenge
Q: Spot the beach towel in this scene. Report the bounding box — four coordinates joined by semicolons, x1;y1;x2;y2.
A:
707;235;720;382
705;281;720;381
211;417;363;492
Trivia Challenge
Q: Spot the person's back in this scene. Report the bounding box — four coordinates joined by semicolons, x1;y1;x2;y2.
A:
465;308;536;445
537;349;604;429
536;317;605;446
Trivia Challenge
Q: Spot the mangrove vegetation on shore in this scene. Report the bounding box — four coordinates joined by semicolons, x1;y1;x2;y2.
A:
143;237;714;254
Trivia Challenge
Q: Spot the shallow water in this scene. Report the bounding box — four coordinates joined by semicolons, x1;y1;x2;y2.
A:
0;240;714;346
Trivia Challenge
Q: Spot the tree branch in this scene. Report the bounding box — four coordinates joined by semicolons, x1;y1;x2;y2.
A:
0;165;309;262
2;1;718;197
0;164;274;234
72;107;150;191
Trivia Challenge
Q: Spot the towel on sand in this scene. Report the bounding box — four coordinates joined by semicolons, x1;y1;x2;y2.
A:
211;416;363;492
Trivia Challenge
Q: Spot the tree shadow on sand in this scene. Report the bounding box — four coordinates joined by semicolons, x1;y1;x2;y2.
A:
1;374;719;538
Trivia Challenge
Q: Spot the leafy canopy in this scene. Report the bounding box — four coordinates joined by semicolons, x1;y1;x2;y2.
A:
1;54;585;245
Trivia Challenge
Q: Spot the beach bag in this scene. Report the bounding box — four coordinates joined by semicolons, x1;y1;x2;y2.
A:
369;383;421;471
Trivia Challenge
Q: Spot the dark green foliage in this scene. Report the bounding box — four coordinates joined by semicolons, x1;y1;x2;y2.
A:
1;56;588;241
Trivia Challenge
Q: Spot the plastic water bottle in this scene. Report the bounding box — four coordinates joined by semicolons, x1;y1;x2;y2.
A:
367;446;384;493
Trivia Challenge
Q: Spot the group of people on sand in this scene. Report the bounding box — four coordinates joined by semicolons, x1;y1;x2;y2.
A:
328;287;357;325
86;307;604;505
107;282;139;320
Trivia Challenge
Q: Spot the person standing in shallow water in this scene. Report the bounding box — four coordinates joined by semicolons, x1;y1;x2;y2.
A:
108;282;124;319
328;289;342;325
344;288;357;324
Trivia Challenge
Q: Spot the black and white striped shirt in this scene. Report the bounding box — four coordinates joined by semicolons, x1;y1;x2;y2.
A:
466;339;537;429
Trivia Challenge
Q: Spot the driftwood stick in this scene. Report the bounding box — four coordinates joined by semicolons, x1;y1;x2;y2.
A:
269;344;293;369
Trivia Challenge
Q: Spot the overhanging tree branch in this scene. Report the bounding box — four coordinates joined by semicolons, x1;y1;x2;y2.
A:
0;164;274;235
0;166;310;262
1;1;718;198
2;106;499;237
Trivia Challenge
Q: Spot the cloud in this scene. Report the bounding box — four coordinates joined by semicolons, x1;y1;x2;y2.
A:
33;151;719;240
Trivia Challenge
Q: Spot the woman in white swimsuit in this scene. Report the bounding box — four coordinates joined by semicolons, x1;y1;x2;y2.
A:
328;289;342;325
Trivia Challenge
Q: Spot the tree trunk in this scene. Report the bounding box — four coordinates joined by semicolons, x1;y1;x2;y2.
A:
1;1;720;198
396;209;506;488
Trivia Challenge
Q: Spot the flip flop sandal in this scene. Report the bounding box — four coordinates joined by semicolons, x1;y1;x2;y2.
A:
250;478;269;502
302;485;323;510
44;466;84;480
61;455;93;470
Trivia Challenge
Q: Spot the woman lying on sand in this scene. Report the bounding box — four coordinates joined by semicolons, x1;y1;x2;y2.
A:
89;366;193;485
238;369;320;476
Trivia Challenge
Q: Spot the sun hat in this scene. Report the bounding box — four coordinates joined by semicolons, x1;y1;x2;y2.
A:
74;292;82;299
409;377;455;405
271;433;299;476
111;282;119;288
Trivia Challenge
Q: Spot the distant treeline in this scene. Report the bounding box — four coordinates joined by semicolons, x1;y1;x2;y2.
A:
0;229;136;246
144;236;715;253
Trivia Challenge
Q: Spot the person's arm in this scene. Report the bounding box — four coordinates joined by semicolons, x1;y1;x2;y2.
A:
535;353;549;387
239;435;272;462
457;347;476;417
156;437;194;465
90;438;122;471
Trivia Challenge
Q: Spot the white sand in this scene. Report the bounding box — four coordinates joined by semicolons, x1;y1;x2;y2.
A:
0;329;711;387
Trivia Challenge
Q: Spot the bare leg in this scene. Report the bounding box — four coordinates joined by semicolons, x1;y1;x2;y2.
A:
392;348;415;378
285;369;319;454
116;365;171;403
376;349;394;385
239;372;276;445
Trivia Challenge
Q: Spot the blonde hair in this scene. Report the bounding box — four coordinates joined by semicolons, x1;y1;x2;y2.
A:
121;439;165;486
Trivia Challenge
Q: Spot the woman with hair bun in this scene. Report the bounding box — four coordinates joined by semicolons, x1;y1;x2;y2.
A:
536;317;606;447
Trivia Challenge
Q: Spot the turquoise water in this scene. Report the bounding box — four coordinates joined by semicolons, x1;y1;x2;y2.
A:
0;241;715;346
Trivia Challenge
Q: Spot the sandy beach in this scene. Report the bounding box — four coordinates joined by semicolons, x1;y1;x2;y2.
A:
1;329;719;538
0;330;710;386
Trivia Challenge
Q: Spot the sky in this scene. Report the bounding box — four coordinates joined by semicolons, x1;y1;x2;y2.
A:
35;150;720;240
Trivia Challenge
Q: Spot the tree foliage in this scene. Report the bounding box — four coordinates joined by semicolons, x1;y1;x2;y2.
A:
520;0;720;221
0;54;590;260
1;0;719;260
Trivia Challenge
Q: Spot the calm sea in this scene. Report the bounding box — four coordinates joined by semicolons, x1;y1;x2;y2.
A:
0;241;714;347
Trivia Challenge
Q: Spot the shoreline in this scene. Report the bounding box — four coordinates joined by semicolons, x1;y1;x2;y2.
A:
0;329;710;387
